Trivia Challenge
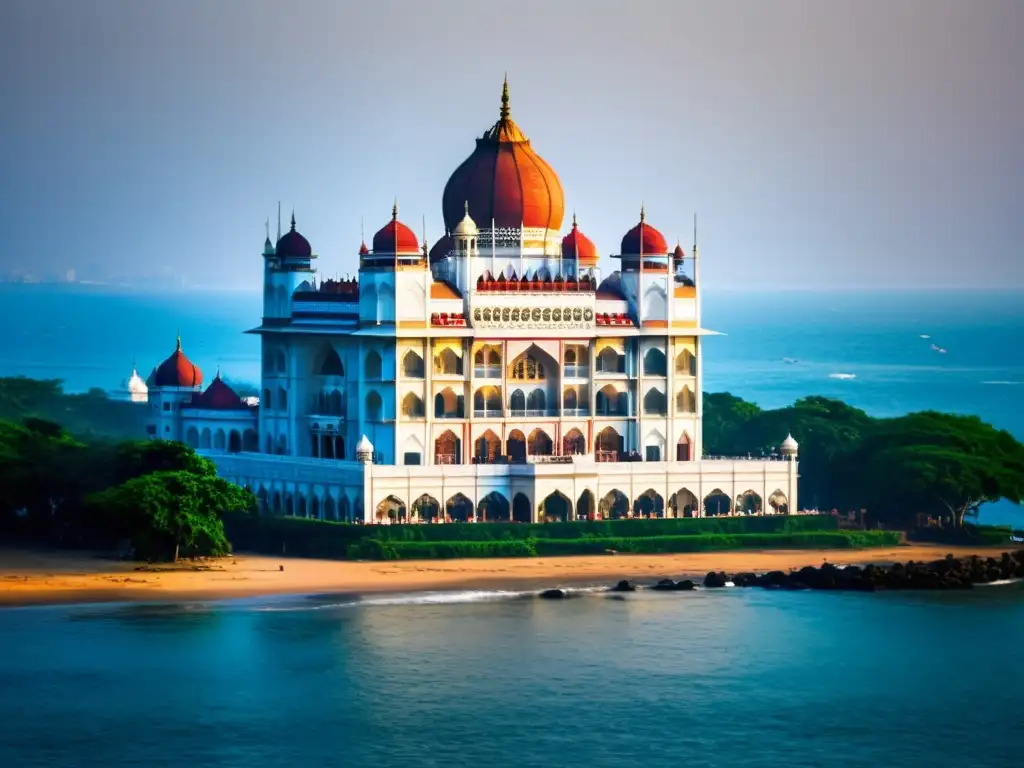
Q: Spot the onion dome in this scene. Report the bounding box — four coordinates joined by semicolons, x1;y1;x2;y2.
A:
195;372;247;410
359;241;369;256
372;202;421;254
154;335;203;388
596;271;625;300
441;76;564;232
429;233;454;264
673;240;686;261
561;213;598;265
780;433;799;456
275;212;312;258
620;206;668;255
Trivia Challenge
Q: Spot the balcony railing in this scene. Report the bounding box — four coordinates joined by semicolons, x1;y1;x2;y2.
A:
562;365;589;379
561;408;590;417
473;367;502;379
473;409;503;418
509;408;557;418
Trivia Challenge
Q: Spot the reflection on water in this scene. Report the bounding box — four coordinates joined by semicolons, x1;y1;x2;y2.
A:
1;586;1022;768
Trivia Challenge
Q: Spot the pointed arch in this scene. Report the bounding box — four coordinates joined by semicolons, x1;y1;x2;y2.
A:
509;388;526;413
364;350;383;380
563;387;578;411
318;346;345;377
435;430;460;464
599;489;629;520
643;347;667;376
672;488;699;518
576;489;595;520
540;491;572;522
526;389;546;412
445;492;473;522
477;491;510;522
474;429;501;463
633;488;665;518
676;348;696;377
642;283;667;318
768;489;790;514
339;495;352;522
596;385;624;416
185;426;199;448
474;385;501;415
596;345;625;374
595;426;622;462
643;387;667;416
512;492;532;523
213;429;226;451
562;428;586;456
704;489;732;517
508;343;555;381
676;432;692;461
228;430;242;453
506;429;526;463
365;390;383;421
527;428;553;456
401;391;424;418
402;349;424;378
677;386;696;414
736;489;764;515
434;347;462;375
376;494;406;523
434;387;460;418
413;494;440;522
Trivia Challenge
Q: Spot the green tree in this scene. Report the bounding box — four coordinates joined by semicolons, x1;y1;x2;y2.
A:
87;470;254;561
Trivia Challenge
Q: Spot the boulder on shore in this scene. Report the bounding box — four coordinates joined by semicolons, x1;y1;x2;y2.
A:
610;580;636;592
703;571;728;588
538;588;567;600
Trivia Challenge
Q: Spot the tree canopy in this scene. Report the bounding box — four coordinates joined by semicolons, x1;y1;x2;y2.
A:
704;394;1023;527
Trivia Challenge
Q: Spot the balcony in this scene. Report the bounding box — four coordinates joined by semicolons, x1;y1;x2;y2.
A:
509;409;558;418
473;409;503;418
562;365;589;379
561;408;590;418
473;366;502;379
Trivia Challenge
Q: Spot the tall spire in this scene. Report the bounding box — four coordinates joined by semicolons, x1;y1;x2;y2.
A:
176;328;181;351
422;214;428;256
264;217;270;242
290;210;296;232
277;201;281;241
639;202;646;223
392;198;399;220
572;210;577;228
693;212;699;254
500;73;510;121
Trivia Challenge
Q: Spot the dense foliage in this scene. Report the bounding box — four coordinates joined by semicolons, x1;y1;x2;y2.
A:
703;393;1024;528
0;376;148;439
0;415;254;561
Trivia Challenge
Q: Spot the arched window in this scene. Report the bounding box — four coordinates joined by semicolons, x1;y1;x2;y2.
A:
527;389;546;412
319;347;344;376
562;428;585;455
262;388;272;410
527;429;553;456
366;390;383;421
402;350;424;378
435;431;460;465
402;392;424;418
676;386;696;413
643;387;667;415
596;385;621;416
276;350;286;373
597;347;624;374
510;389;526;413
365;350;383;380
278;387;287;411
563;388;578;411
434;388;460;418
643;348;667;376
564;348;577;365
511;353;546;380
676;349;696;377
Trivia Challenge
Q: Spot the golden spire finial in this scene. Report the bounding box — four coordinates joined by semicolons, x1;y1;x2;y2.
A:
392;198;398;220
500;73;510;120
572;210;577;228
640;202;645;223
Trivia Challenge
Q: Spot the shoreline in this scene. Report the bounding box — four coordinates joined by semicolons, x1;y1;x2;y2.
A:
0;544;1009;608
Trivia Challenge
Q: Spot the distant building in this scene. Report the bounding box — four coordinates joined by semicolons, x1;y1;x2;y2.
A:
120;362;149;403
145;79;799;523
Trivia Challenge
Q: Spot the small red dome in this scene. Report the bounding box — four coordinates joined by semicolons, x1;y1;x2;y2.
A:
441;78;564;232
194;373;246;410
359;241;369;256
372;203;421;254
275;213;312;258
429;234;453;264
154;337;203;388
673;241;686;261
561;215;598;264
620;208;668;255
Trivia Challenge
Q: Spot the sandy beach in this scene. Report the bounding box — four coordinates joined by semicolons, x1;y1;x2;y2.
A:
0;544;1009;607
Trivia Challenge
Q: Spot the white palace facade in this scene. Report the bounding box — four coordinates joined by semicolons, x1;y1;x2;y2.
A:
143;79;799;524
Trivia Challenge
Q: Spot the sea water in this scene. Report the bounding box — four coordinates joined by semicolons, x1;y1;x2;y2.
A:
0;285;1020;523
0;586;1022;767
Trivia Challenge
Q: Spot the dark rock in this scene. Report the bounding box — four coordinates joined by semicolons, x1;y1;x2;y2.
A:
651;579;678;592
703;571;728;588
732;572;758;588
675;579;696;591
538;588;567;600
610;580;636;592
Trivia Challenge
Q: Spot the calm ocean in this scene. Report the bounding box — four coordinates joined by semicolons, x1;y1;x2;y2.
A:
1;284;1021;522
0;587;1022;767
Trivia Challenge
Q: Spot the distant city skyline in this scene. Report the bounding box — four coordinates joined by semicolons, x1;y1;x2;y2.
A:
1;0;1022;290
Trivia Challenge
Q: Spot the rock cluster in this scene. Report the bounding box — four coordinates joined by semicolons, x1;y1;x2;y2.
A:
697;551;1024;592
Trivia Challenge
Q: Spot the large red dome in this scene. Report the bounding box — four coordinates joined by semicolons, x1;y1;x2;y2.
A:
620;208;668;255
154;337;203;388
441;78;564;233
372;203;421;254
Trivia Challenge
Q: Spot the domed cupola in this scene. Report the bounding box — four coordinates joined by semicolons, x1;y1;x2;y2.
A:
441;76;564;233
275;212;312;259
673;240;686;262
620;205;668;256
372;202;421;254
429;233;454;264
153;335;203;388
359;240;369;256
561;213;598;265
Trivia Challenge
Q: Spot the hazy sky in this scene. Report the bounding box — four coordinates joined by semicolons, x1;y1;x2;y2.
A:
1;0;1022;289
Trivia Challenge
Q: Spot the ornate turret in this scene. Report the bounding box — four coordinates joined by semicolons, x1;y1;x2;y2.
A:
356;434;375;464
